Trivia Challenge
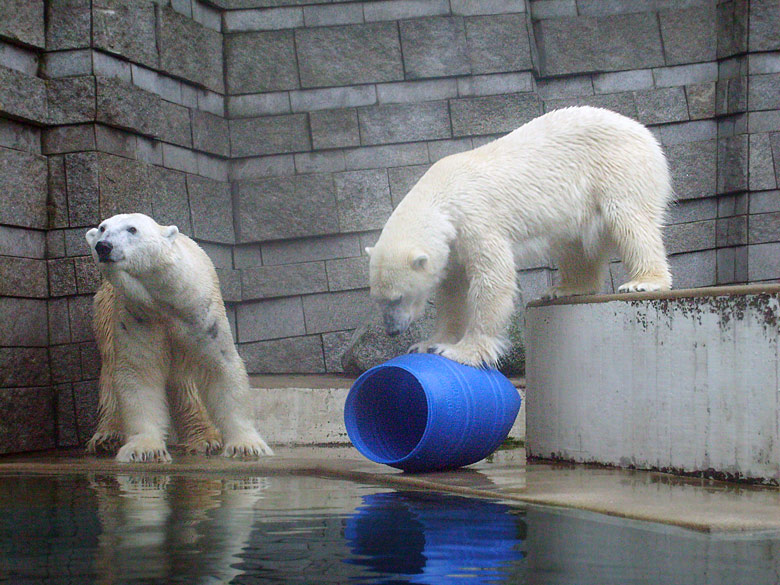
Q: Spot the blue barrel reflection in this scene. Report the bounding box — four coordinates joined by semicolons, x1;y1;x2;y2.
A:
345;491;526;584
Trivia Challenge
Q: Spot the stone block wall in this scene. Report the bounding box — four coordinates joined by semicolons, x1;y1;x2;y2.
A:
0;0;778;453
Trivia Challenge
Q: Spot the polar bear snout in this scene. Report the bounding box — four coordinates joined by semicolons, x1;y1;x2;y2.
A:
383;311;405;336
94;240;114;263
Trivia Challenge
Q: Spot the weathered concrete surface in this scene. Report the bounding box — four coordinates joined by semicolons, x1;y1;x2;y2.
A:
526;285;780;485
249;375;526;447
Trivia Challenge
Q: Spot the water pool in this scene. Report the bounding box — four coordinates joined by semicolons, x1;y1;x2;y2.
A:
2;472;780;584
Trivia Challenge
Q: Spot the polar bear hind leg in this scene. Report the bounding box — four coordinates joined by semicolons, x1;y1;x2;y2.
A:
610;208;672;293
544;238;611;299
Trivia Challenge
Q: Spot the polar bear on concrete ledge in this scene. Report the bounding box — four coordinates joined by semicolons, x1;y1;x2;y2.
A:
85;213;272;462
367;106;673;368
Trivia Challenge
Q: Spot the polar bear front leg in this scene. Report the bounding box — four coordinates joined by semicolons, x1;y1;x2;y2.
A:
409;262;468;354
429;239;516;367
204;347;273;458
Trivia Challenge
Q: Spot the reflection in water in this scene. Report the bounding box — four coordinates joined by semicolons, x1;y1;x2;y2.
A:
3;473;780;585
345;491;526;584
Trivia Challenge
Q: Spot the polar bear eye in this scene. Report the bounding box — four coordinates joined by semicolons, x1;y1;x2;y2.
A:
388;296;403;306
127;226;137;235
99;226;105;233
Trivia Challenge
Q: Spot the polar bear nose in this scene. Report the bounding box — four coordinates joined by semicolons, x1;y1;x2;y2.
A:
95;240;113;262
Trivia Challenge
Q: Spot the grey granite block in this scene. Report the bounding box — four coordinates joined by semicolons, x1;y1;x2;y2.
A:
214;267;242;302
47;157;68;229
388;164;429;207
158;100;193;148
49;298;72;345
236;297;306;343
186;175;235;244
79;341;101;380
42;125;97;155
236;174;339;242
148;166;192;235
544;92;638;120
74;256;101;295
400;16;470;79
0;257;47;298
358;101;451;146
67;295;95;344
748;242;780;281
0;65;47;124
326;255;369;291
0;147;48;229
223;6;303;31
96;76;163;138
302;289;372;334
344;142;429;170
239;335;326;374
50;344;82;384
377;78;458;104
159;7;224;93
749;133;777;191
322;330;353;373
0;0;45;48
0;118;41;154
294;151;347;174
749;212;780;245
0;298;48;347
161;143;197;174
772;133;780;187
303;3;364;27
667;249;717;288
95;152;153;219
666;139;717;201
457;72;534;97
0;225;45;259
225;30;299;94
363;0;450;22
259;233;362;266
659;5;716;66
333;169;393;232
633;87;689;126
748;73;780;111
0;386;55;454
192;110;230;158
242;262;328;299
95;125;136;159
231;154;295;181
534;12;664;76
750;0;780;52
296;22;403;88
750;190;780;215
717;134;749;194
717;215;747;247
593;69;653;94
228;92;291;118
310;108;361;151
686;83;716;120
450;93;542;137
93;0;158;68
230;114;310;157
43;49;92;78
290;85;376;113
663;220;716;255
465;14;533;75
46;0;91;50
48;258;77;297
654;62;719;88
428;138;473;162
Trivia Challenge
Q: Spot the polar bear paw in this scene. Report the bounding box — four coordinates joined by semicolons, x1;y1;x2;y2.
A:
223;432;274;458
426;339;500;369
86;431;125;454
541;285;598;300
116;435;171;463
617;280;666;293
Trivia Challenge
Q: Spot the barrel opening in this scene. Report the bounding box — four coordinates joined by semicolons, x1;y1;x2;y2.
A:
346;367;429;463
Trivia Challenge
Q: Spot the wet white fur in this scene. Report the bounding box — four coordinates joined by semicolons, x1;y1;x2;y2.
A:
367;106;672;367
85;213;272;462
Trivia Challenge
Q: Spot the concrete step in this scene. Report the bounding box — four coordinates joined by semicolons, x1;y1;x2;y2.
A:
526;284;780;485
250;374;526;448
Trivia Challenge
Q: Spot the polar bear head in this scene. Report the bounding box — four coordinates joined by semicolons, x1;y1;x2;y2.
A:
366;241;449;337
86;213;179;274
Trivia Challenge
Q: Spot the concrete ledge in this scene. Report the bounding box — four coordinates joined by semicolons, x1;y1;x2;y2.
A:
526;285;780;484
250;374;526;447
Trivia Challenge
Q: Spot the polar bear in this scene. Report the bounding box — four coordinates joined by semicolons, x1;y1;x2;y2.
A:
85;213;273;462
367;106;672;367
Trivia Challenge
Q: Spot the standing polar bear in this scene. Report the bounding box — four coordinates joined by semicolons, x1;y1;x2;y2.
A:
367;106;673;367
85;213;272;462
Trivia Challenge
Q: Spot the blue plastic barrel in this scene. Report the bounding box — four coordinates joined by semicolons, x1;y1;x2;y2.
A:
343;353;522;472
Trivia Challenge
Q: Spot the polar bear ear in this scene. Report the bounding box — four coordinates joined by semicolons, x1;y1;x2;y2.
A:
364;246;374;257
85;228;98;246
162;225;179;243
409;251;429;271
